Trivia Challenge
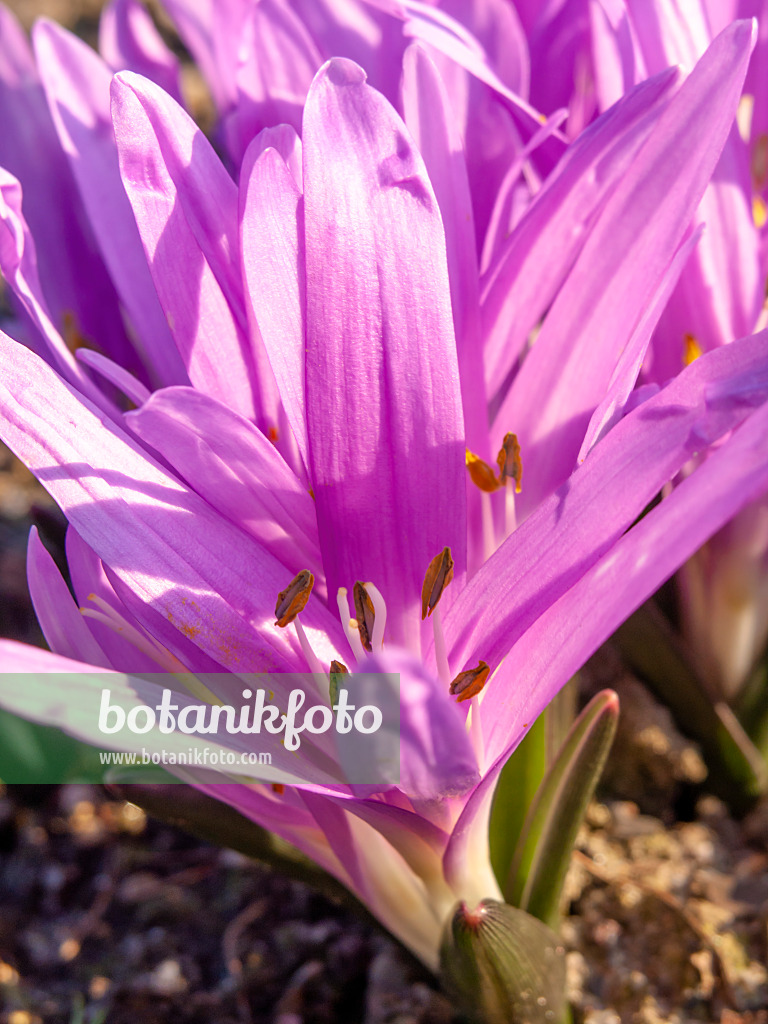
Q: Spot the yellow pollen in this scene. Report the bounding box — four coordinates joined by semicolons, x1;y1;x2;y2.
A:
421;547;455;619
497;433;523;494
353;582;375;652
754;194;768;229
275;570;314;627
465;448;500;493
683;333;702;367
449;661;491;703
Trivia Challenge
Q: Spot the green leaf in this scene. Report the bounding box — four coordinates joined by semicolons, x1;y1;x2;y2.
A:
614;601;766;811
489;680;578;889
504;690;619;927
0;707;106;783
440;899;567;1024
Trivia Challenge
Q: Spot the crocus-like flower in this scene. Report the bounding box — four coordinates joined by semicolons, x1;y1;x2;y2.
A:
1;12;768;974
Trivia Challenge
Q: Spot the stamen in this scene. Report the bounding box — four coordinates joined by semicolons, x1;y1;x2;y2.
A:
353;581;376;653
364;582;387;649
421;547;454;619
329;659;349;707
497;433;522;494
275;570;314;627
481;491;496;562
683;333;702;367
754;195;768;229
292;617;325;676
337;588;367;663
465;449;500;493
449;661;491;703
504;484;517;537
431;605;451;686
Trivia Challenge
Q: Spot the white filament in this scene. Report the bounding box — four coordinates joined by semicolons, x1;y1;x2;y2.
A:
431;605;451;685
365;582;387;650
337;588;366;663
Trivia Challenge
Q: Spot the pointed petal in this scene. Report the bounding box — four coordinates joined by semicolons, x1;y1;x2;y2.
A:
111;71;260;420
99;0;183;102
0;8;131;371
446;332;768;695
483;389;768;766
495;20;756;513
481;64;681;401
303;58;466;647
27;527;109;667
32;19;188;390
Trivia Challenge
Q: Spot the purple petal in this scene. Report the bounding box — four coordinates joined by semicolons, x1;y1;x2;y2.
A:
303;58;466;649
494;20;756;514
126;387;321;579
481;64;680;401
0;169;111;411
223;0;322;165
239;142;308;469
99;0;183;102
32;19;188;389
111;70;267;423
0;333;342;674
446;331;768;685
482;385;768;766
0;7;132;371
27;527;109;667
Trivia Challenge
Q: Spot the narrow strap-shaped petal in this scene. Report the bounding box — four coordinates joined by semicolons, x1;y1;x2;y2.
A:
0;169;111;412
111;71;262;422
0;331;341;675
303;59;466;649
99;0;183;102
481;64;680;401
401;43;487;460
27;527;109;668
482;390;768;767
224;0;322;165
76;349;152;408
32;19;188;390
578;224;703;458
0;8;132;374
126;387;321;579
239;143;308;469
445;331;768;677
494;20;756;514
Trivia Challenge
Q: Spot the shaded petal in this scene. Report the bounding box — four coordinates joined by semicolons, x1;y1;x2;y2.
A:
27;526;109;667
76;349;151;408
99;0;183;101
401;43;486;459
303;58;466;648
126;387;321;578
0;7;131;370
0;169;111;411
111;71;262;421
495;20;756;514
224;0;322;165
32;19;188;389
0;332;342;674
362;649;479;810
